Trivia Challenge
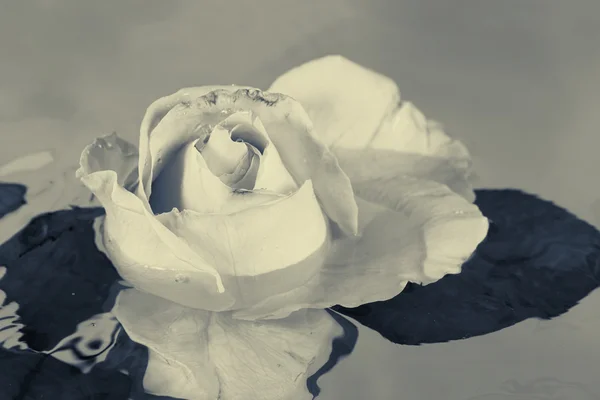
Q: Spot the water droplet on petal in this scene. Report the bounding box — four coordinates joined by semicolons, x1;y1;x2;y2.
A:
175;274;189;283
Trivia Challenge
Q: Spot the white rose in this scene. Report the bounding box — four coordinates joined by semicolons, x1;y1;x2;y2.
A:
77;56;488;400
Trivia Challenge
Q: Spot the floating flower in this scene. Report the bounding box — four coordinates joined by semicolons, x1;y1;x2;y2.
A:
76;55;488;399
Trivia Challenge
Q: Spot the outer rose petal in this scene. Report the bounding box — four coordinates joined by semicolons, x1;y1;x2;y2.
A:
369;102;470;159
76;135;234;311
136;87;358;235
114;288;342;400
155;180;331;309
233;176;488;320
364;102;476;201
76;132;139;190
269;55;399;151
268;55;476;201
334;147;476;202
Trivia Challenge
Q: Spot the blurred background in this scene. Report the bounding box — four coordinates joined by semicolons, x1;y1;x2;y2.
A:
1;1;599;399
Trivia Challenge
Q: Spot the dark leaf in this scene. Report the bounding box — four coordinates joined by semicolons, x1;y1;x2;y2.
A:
332;189;600;345
0;207;118;350
0;182;27;219
0;206;134;399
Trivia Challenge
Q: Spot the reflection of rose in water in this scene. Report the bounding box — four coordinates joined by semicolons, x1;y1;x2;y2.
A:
0;267;28;351
469;378;599;400
42;312;120;373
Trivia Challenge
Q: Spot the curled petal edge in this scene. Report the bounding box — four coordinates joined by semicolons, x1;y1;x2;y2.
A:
79;169;231;310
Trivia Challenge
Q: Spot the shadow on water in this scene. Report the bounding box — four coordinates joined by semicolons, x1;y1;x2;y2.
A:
1;184;599;398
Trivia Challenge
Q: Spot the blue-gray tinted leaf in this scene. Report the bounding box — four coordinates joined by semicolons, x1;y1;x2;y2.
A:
0;182;27;219
332;189;600;345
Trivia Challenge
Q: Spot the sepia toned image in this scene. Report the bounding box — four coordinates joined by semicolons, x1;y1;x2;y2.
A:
0;1;599;399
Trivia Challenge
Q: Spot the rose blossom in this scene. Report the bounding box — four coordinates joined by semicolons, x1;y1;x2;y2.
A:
76;55;488;400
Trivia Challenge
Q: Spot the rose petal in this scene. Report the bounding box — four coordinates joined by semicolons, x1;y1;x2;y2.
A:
76;132;139;190
200;125;249;177
149;137;278;214
220;111;297;193
219;144;261;190
269;56;477;200
114;288;342;400
136;87;358;236
233;175;488;320
268;55;400;151
150;140;285;215
219;111;270;152
370;102;470;159
334;147;476;202
78;168;235;311
158;180;327;276
149;137;229;214
156;180;331;308
360;102;476;201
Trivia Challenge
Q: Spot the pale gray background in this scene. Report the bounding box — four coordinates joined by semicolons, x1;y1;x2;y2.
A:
0;1;599;399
